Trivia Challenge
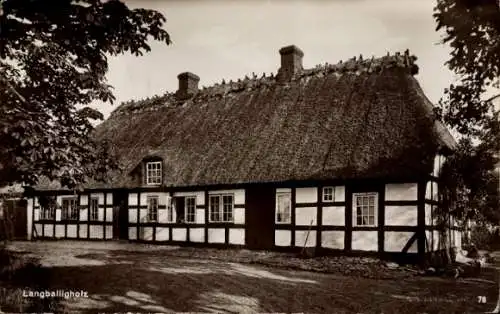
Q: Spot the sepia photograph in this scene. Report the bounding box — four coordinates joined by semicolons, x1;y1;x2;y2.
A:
0;0;499;313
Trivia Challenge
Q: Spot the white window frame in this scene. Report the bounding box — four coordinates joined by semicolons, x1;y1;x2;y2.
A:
146;161;162;185
89;197;99;221
185;196;197;223
147;195;159;222
275;192;292;224
209;194;234;223
322;186;335;202
62;197;78;221
352;192;378;227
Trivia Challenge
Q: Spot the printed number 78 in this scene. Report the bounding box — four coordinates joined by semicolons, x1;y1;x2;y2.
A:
477;296;487;303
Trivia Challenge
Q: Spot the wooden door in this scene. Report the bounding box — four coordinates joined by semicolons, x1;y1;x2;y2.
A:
245;186;275;250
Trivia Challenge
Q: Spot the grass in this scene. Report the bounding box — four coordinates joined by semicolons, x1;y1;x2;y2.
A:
2;241;498;313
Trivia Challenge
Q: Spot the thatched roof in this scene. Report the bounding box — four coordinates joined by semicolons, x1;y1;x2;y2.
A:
36;47;455;190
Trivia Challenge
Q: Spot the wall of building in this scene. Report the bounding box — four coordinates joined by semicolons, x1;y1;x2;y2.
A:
30;192;113;240
127;189;245;246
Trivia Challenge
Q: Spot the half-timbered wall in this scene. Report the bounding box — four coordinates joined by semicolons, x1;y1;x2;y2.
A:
424;154;462;253
274;183;421;256
127;189;245;246
29;192;113;240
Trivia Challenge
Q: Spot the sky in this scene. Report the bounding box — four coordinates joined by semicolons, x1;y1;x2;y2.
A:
94;0;497;120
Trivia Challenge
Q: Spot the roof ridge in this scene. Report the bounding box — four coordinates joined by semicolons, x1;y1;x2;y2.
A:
110;49;419;117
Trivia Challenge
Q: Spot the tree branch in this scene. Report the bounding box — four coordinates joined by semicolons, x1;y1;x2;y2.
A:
485;93;500;103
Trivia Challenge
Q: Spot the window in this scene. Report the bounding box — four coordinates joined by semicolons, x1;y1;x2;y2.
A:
62;198;78;220
41;206;55;220
185;197;196;223
276;192;291;223
147;196;158;222
323;187;334;202
209;194;233;222
167;196;174;222
90;198;99;221
353;193;377;227
146;161;162;185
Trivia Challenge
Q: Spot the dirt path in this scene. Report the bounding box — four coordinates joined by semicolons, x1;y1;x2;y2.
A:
5;241;499;313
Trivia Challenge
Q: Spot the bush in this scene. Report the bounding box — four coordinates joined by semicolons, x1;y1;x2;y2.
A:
0;248;69;313
470;224;499;250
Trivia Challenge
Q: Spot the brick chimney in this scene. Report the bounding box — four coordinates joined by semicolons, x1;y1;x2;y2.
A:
278;45;304;81
176;72;199;99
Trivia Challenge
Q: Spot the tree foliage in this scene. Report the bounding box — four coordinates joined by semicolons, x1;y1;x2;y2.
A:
434;0;500;226
0;0;171;189
434;0;500;137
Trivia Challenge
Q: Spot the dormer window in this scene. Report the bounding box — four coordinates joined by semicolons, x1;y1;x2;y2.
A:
146;161;162;185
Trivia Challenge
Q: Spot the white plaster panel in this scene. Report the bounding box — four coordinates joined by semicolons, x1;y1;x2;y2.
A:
89;225;103;239
34;224;43;237
80;195;88;206
234;207;245;224
425;204;432;226
34;208;40;221
98;208;105;222
129;209;137;223
67;225;77;238
426;231;433;252
80;209;88;221
276;188;291;193
156;227;169;241
196;208;205;224
433;230;440;250
106;208;113;222
139;209;148;223
295;187;317;203
275;230;291;246
295;231;316;247
158;209;169;223
106;193;113;206
334;186;346;202
34;197;39;207
140;227;153;241
55;225;65;238
209;189;245;205
128;227;137;240
425;181;432;200
384;231;414;252
55;209;61;221
27;199;33;240
208;228;225;243
229;228;245;245
432;181;439;201
79;225;87;238
321;231;344;249
105;226;113;239
385;183;418;201
173;228;187;241
351;231;378;251
322;206;345;226
44;224;53;237
295;207;317;226
190;228;204;243
385;206;418;226
128;193;138;206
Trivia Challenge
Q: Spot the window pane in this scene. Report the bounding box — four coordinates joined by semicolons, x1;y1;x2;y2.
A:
368;216;375;225
277;193;291;223
357;217;362;226
369;196;375;206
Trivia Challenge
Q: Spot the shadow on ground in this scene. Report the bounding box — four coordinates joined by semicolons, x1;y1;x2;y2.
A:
2;242;499;313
